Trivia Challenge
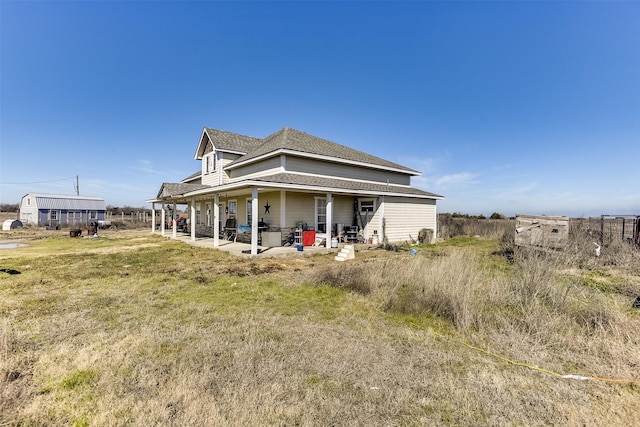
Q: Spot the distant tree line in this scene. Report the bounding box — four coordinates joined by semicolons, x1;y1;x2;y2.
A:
442;212;510;220
0;203;19;212
106;205;154;215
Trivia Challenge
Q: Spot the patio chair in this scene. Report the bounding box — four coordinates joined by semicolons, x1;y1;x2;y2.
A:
223;218;237;242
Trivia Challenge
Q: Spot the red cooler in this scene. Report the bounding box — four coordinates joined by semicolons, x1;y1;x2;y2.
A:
303;230;316;246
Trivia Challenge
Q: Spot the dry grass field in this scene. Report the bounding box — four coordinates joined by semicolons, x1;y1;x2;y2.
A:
1;220;639;426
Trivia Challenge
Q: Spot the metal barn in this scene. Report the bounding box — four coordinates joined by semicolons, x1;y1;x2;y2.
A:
19;193;107;227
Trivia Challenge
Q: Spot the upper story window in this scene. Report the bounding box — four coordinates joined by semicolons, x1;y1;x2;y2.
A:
359;199;376;213
205;153;216;174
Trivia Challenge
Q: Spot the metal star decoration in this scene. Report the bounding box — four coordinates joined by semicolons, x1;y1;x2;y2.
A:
264;201;271;214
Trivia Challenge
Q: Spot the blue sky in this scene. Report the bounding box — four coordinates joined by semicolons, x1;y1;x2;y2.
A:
1;1;638;217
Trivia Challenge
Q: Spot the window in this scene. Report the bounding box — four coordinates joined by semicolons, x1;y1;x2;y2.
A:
246;199;252;225
359;199;376;213
27;198;31;206
51;210;58;221
90;211;97;219
315;198;326;233
205;154;215;174
196;203;201;225
206;203;211;226
228;200;237;219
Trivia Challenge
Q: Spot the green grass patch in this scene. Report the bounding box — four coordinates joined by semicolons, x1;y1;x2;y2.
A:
582;270;622;294
60;369;98;390
170;277;347;321
437;236;499;250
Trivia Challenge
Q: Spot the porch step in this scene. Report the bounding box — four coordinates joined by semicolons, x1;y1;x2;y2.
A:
335;244;355;262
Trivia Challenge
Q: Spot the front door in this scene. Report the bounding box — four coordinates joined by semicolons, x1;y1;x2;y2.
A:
50;210;60;227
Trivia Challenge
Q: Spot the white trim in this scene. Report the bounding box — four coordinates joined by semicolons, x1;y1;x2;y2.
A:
194;128;209;160
280;190;286;228
358;198;376;214
151;202;156;234
217;152;224;185
314;196;327;233
226;170;415;189
225;148;421;176
250;187;259;255
245;197;253;225
325;193;333;248
379;196;385;242
227;199;237;219
181;177;442;200
190;198;196;242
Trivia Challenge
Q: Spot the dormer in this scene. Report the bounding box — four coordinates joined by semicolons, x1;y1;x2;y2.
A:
194;127;262;186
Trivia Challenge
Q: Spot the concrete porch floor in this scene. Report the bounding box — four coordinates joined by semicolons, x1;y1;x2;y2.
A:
168;233;337;257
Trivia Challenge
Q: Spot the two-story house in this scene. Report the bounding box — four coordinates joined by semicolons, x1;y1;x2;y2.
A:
148;127;443;255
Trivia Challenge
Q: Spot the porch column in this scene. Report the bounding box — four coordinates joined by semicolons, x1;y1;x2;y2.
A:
161;205;166;237
379;196;385;244
280;190;286;228
325;193;333;249
213;194;220;248
190;197;196;242
251;187;259;255
151;203;156;234
172;201;177;239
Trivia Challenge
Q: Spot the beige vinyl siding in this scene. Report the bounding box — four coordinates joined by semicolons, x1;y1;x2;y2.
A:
382;197;437;243
332;196;355;229
365;198;383;240
220;153;242;185
200;152;220;185
285;157;411;186
229;157;281;181
281;193;355;232
254;191;280;227
283;192;315;229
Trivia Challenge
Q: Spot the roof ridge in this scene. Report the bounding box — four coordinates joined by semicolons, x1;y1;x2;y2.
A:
204;127;260;140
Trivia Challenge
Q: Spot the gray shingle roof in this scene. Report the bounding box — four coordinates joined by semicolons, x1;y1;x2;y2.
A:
226;127;420;174
157;182;209;199
251;173;442;198
181;170;202;183
203;128;262;153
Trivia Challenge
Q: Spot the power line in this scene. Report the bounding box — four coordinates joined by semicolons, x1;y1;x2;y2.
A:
0;176;76;185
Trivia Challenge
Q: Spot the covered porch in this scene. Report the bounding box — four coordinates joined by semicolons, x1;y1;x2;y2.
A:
169;232;333;257
148;182;360;256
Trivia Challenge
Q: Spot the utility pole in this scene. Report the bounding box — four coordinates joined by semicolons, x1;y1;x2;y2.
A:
75;175;80;195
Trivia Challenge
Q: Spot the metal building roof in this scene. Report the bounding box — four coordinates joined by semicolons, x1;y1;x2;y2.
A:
29;194;107;210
